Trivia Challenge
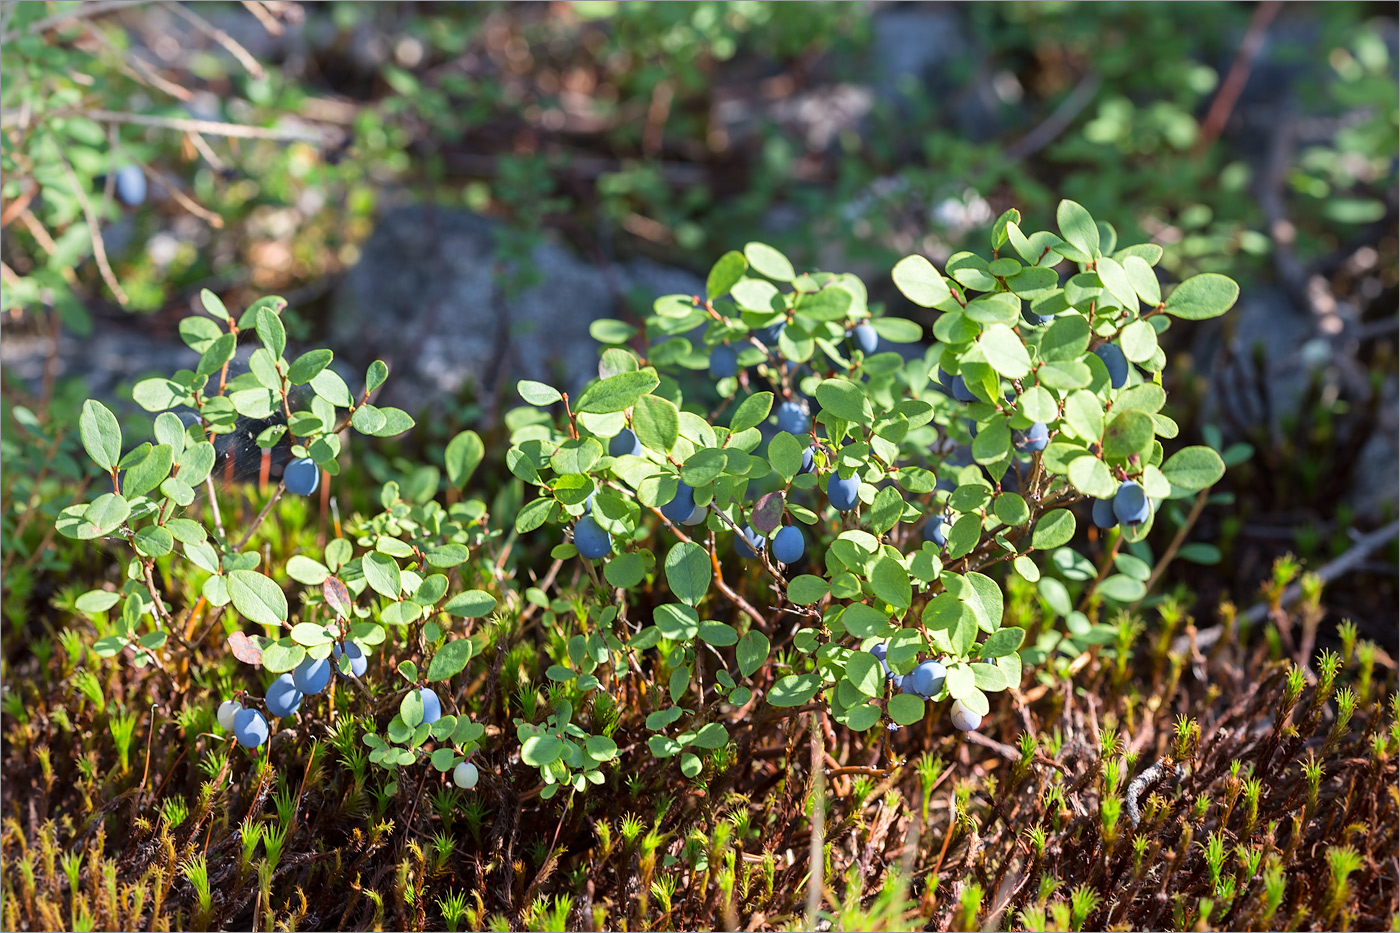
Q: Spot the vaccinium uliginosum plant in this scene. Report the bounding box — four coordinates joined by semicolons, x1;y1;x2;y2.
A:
507;200;1237;759
57;290;495;781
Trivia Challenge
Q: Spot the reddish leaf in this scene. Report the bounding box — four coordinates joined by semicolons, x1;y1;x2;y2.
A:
323;577;352;619
228;631;263;666
750;491;786;536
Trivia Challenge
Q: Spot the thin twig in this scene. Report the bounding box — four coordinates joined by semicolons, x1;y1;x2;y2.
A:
81;109;325;142
1193;1;1282;157
1139;488;1211;598
161;1;267;80
240;0;284;35
1004;71;1102;164
80;19;193;102
0;0;146;43
136;160;224;227
204;475;227;543
53;143;128;304
234;483;286;552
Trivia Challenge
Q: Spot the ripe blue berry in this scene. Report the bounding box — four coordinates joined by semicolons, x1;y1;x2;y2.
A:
217;700;241;731
115;164;146;206
1016;422;1050;453
870;643;892;678
776;400;810;436
949;699;982;732
659;481;696;524
333;640;367;677
292;655;332;695
574;516;612;559
755;321;786;345
923;514;948;548
682;503;708;526
1092;497;1118;530
608;428;641;458
1021;306;1054;327
826;473;860;511
772;526;804;564
1113;480;1151;526
1095;343;1129;389
735;525;765;559
453;760;479;789
709;344;738;379
265;673;303;718
950;375;977;403
852;322;879;355
418;688;442;724
284;457;320;496
233;708;269;747
799;445;817;474
910;660;947;698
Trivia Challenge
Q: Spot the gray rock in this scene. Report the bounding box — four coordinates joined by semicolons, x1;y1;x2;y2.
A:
328;206;702;413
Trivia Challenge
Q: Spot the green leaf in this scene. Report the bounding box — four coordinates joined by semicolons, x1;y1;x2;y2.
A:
260;639;304;673
743;241;795;280
365;360;389;393
1123;256;1161;305
256;306;286;359
1119;319;1158;363
681;447;728;487
664;541;711;607
364;407;415;437
1102;411;1155;460
845;651;884;697
1031;510;1076;549
868;486;904;535
978;324;1031;379
698;621;738;646
730;392;774;432
947;513;982;559
1161;446;1226;491
518;380;562;406
123;443;174;498
289;622;332;646
425;544;469;568
798;285;854;321
889;693;926;725
132;525;173;558
980;627;1025;657
786;575;828;605
815;378;873;425
577;369;660;414
707;250;747;299
605;552;646;588
632;394;679;453
1056;199;1100;260
288;349;333;385
1164;273;1239;320
737;630;769;678
1063;390;1104;441
1068;456;1117;498
287;555;330;585
1039;314;1091;362
427;639;473;681
228;569;288;627
767;673;821;707
892;254;952;308
994;493;1030;527
401;691;425;728
80;400;121;471
200;288;230;321
870;555;911;611
1095;256;1139;313
361;552;402;599
445;430;485;488
442;590;497;618
310;368;353;407
81;493;129;535
550;437;604;475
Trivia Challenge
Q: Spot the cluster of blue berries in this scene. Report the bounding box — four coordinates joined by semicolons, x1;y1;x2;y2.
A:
219;640;367;747
872;643;982;732
1092;479;1152;529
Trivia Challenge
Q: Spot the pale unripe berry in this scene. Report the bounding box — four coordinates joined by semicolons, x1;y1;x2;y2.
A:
453;761;479;789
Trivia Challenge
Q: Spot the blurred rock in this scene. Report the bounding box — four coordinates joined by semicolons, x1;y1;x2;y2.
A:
329;206;702;412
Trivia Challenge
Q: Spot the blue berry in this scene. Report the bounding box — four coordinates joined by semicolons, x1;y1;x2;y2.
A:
852;322;879;355
826;473;860;511
265;673;303;719
1092;497;1118;530
799;445;817;474
735;525;765;559
1021;306;1054;327
1096;343;1129;389
1113;480;1151;526
115;164;146;206
233;708;269;747
923;514;948;548
776;400;810;436
709;344;738;379
292;654;332;695
333;640;368;678
910;660;947;698
682;503;708;526
871;643;892;678
755;321;786;345
608;429;641;458
1015;422;1050;453
574;516;612;559
659;481;696;524
950;375;977;403
418;688;442;724
284;457;320;496
772;526;805;564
